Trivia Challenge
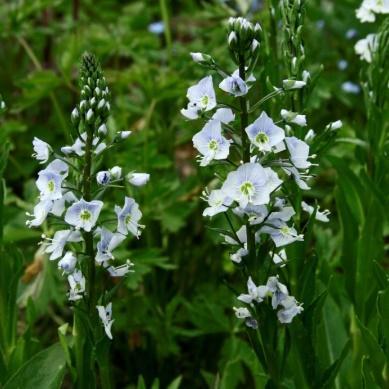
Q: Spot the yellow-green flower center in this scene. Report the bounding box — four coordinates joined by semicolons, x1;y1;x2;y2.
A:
200;95;209;108
280;225;290;235
125;215;132;225
255;132;269;145
240;181;255;197
80;210;91;221
208;139;218;151
47;180;55;192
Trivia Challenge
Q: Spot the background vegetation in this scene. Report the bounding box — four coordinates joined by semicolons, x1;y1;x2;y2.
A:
0;0;387;387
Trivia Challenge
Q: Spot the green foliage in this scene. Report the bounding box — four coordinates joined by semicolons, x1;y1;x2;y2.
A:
0;0;387;387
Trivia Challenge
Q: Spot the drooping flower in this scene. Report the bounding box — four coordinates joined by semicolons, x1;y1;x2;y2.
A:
272;249;287;267
277;296;303;324
282;166;310;190
221;163;282;208
26;200;53;227
245;112;285;152
285;137;311;169
281;109;307;127
32;137;51;164
238;277;269;304
192;120;232;166
219;73;248;96
115;197;143;237
105;260;134;277
301;201;330;222
211;108;235;124
44;229;83;260
58;251;77;274
261;220;304;247
181;76;217;119
65;199;103;232
96;227;126;264
109;166;122;180
202;189;233;217
68;270;86;301
355;33;378;62
233;306;252;319
127;173;150;187
266;276;289;309
96;303;114;339
282;79;306;90
230;247;249;263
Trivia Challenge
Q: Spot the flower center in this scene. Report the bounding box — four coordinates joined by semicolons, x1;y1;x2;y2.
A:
280;225;290;236
47;180;55;192
200;95;209;108
255;132;269;145
80;209;92;221
208;139;218;151
240;181;255;197
125;214;132;225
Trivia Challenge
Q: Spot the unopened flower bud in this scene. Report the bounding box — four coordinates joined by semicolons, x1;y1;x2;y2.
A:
110;166;122;179
86;108;94;123
97;99;106;111
79;100;87;112
283;79;306;90
96;170;111;185
127;172;150;187
58;252;77;274
328;120;343;130
119;131;132;139
90;97;97;107
98;124;107;136
71;108;79;124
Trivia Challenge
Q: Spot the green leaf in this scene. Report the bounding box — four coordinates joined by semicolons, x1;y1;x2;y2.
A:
167;375;182;389
318;340;350;389
4;343;66;389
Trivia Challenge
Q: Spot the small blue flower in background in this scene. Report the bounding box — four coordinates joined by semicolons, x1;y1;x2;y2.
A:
148;21;164;35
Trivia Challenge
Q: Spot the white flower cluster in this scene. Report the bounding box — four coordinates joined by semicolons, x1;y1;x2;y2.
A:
183;17;333;328
27;55;149;339
233;276;304;327
355;0;388;62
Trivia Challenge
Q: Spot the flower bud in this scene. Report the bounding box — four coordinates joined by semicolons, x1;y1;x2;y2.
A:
119;131;132;139
109;166;122;179
58;252;77;274
79;100;87;113
281;109;307;127
71;108;80;125
127;172;150;187
328;120;343;131
96;170;111;185
304;129;316;142
302;70;310;83
86;108;94;123
94;87;101;97
90;97;97;107
190;52;214;66
282;79;306;90
98;123;107;136
61;146;73;155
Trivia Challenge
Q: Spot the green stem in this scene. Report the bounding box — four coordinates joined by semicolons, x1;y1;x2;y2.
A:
238;55;256;269
159;0;172;58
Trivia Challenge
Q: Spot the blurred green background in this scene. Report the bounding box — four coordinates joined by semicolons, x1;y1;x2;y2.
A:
0;0;387;388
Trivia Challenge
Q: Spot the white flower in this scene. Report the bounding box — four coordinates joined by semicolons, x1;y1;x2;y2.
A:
281;109;307;127
94;142;106;155
266;276;289;309
115;197;143;237
96;227;126;263
68;270;85;301
356;0;389;22
50;191;77;217
238;277;269;304
105;260;134;277
26;200;52;227
96;171;111;185
341;82;360;94
301;201;330;222
261;220;304;247
272;249;287;267
44;229;83;260
233;306;251;319
32;137;51;164
357;4;376;22
181;76;217;119
219;74;248;96
119;131;131;139
211;108;235;124
328;120;343;131
192;120;232;166
282;79;306;90
285;137;311;169
355;34;377;62
233;204;268;225
98;124;107;136
283;166;311;190
58;251;77;274
223;225;249;246
109;166;122;179
277;296;303;324
221;163;282;208
36;169;64;201
245;112;285;152
127;173;150;187
202;189;233;217
64;199;103;232
97;303;114;340
230;247;249;263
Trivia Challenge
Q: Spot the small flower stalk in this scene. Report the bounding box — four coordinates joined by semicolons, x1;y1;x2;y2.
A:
182;11;335;385
27;53;148;388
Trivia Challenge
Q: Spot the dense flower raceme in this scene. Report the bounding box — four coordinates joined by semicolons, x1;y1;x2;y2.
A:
183;17;335;328
27;54;149;339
